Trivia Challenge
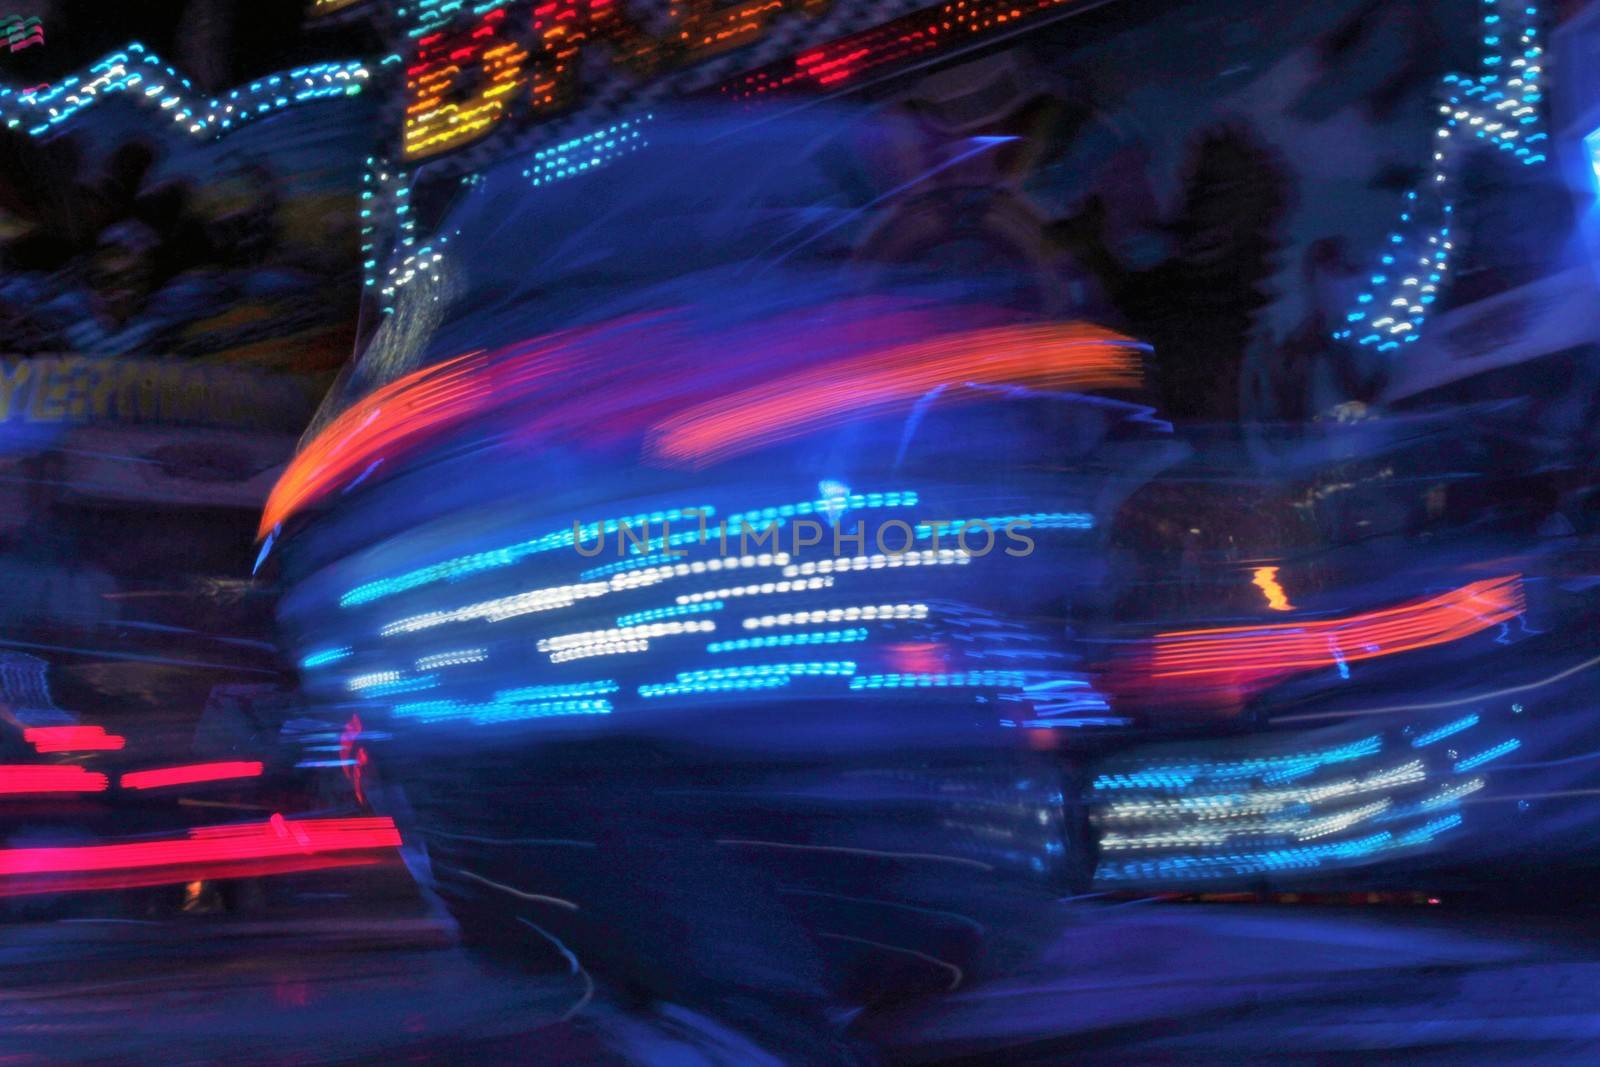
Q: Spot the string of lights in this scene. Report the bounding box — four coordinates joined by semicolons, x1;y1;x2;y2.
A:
1333;0;1544;353
0;43;368;140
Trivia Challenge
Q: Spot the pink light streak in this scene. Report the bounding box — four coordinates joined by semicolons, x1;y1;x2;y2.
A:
24;725;126;753
0;765;108;795
120;761;264;790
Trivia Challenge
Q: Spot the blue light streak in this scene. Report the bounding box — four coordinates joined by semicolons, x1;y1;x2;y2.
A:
706;629;869;654
339;506;714;607
301;647;353;669
1454;738;1522;772
1411;713;1481;747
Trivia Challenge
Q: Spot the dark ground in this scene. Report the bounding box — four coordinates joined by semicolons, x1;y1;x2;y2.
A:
6;868;1600;1065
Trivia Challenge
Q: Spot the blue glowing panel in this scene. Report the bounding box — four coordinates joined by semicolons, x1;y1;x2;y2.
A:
1586;126;1600;194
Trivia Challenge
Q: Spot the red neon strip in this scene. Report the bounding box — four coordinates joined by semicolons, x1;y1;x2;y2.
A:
0;856;385;899
120;761;264;790
0;765;108;795
0;816;401;877
24;725;126;753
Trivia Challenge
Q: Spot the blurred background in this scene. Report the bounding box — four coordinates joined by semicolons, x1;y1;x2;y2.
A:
3;0;1600;1063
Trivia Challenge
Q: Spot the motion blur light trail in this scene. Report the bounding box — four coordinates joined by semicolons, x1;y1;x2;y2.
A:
1091;704;1516;885
120;761;265;790
0;816;402;897
260;306;1144;536
0;764;108;794
23;725;126;752
645;321;1145;468
1125;574;1525;705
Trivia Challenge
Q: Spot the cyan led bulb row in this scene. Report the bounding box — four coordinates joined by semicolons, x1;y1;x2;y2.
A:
340;505;717;607
675;661;857;684
1333;0;1544;354
381;555;789;634
627;490;919;556
1088;704;1505;887
638;675;791;698
390;697;612;724
1420;776;1486;809
538;619;716;662
301;647;353;669
381;578;611;634
706;628;870;654
494;680;620;701
616;601;725;628
782;549;969;577
582;553;693;580
548;639;649;663
1097;760;1424;821
1091;736;1382;791
1295;798;1395;841
1096;830;1400;881
1100;797;1396;851
914;513;1094;539
741;603;928;630
415;648;488;670
371;116;656;310
673;577;834;606
848;670;1029;691
1397;812;1463;846
1;44;368;139
537;619;717;652
526;118;652;187
1411;713;1480;747
1454;737;1521;772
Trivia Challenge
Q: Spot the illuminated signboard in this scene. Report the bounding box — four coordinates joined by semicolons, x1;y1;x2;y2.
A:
387;0;1083;163
0;356;316;430
345;0;1098;310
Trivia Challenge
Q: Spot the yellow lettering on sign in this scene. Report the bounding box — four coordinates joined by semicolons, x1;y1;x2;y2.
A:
117;362;162;421
86;360;119;420
28;358;70;422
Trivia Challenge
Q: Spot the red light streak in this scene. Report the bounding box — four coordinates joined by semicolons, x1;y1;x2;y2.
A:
1122;575;1524;707
24;725;125;753
120;761;264;790
0;765;108;795
0;856;386;899
0;816;401;879
723;0;1083;98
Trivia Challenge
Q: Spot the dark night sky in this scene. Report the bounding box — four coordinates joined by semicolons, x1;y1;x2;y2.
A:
0;1;377;91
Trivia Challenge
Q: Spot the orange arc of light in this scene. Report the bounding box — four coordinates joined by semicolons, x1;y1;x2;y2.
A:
646;322;1144;469
1148;575;1523;679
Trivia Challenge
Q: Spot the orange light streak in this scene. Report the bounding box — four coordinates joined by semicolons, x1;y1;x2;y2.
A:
646;321;1143;468
1251;566;1293;611
1150;575;1523;682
